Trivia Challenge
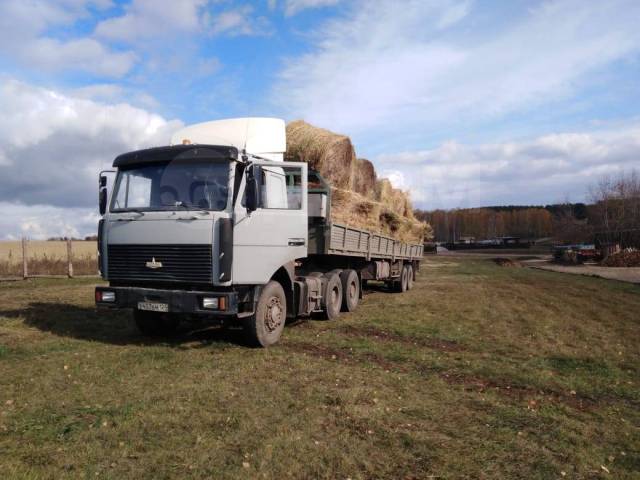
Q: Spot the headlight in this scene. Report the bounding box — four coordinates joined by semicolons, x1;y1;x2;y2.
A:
202;297;219;309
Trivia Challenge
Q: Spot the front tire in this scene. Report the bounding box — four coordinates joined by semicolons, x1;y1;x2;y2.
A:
134;310;179;337
243;281;286;347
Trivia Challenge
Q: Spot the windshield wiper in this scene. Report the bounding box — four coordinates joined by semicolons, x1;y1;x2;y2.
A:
170;201;208;214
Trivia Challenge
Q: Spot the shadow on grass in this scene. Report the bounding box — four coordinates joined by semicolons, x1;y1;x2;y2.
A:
0;302;248;349
2;283;396;349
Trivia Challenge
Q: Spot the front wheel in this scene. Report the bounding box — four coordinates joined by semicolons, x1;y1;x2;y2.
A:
243;281;286;347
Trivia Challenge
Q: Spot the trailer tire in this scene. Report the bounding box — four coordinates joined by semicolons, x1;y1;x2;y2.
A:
243;281;286;348
406;265;414;290
340;269;359;312
134;310;179;337
321;272;343;320
395;265;408;293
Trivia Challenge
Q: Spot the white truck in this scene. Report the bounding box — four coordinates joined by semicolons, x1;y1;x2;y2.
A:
95;118;423;347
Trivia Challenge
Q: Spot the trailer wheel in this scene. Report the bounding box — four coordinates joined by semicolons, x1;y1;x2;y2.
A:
340;269;359;312
395;265;408;293
134;310;179;337
243;281;286;348
406;265;414;290
321;272;343;320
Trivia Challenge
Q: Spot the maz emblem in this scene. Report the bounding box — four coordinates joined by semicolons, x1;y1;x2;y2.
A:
145;257;163;269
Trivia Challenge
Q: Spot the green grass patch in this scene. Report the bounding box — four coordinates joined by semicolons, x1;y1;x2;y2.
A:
0;260;639;478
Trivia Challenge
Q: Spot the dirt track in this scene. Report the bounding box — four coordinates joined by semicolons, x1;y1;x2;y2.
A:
439;250;640;284
525;261;640;284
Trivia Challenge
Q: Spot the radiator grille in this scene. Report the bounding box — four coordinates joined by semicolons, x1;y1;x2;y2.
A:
107;244;212;283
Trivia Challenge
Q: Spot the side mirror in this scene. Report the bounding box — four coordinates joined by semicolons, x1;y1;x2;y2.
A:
245;167;260;212
99;175;108;215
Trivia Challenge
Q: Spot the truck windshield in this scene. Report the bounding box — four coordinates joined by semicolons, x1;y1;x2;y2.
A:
110;160;229;212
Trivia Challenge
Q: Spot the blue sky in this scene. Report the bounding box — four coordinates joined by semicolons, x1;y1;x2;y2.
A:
0;0;639;238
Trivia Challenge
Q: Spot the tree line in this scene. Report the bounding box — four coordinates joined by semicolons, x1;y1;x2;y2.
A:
416;170;639;244
415;207;555;242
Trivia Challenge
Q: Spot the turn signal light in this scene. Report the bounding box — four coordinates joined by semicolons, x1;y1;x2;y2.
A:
202;296;226;311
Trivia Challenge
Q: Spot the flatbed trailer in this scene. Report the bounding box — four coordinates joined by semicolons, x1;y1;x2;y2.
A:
95;118;423;347
318;223;423;260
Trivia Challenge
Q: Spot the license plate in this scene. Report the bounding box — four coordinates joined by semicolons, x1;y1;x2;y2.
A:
137;301;169;313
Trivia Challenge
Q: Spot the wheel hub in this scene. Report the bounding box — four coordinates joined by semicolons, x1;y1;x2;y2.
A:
264;296;283;332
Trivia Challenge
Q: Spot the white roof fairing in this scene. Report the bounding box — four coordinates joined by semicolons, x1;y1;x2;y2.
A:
170;117;286;161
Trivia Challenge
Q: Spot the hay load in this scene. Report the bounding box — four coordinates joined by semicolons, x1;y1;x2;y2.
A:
285;120;431;243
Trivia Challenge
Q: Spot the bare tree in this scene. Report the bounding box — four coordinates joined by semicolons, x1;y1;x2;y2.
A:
589;169;640;247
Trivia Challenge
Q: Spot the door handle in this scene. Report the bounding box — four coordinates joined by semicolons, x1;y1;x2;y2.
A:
288;238;305;246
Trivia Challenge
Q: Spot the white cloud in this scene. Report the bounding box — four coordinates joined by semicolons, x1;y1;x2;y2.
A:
207;5;270;36
95;0;208;41
95;0;268;40
376;124;640;209
0;0;136;78
380;170;407;190
284;0;341;16
274;0;640;137
20;38;136;78
72;84;125;101
0;78;183;238
0;203;100;240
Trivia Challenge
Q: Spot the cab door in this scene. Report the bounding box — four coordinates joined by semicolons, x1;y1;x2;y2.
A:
232;161;307;285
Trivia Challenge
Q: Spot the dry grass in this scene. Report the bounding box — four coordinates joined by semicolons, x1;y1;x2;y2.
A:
331;188;429;242
602;250;640;267
0;241;98;277
1;257;638;478
376;178;412;218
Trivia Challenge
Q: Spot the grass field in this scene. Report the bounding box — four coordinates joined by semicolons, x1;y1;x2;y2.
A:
0;241;97;277
0;257;638;479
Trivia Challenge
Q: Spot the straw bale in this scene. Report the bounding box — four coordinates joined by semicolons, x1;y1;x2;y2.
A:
351;158;376;197
285;120;355;190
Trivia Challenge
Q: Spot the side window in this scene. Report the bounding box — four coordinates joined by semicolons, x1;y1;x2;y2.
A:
285;169;302;209
241;165;303;210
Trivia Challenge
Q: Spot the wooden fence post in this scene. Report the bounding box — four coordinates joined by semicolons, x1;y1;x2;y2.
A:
22;237;28;279
67;238;74;278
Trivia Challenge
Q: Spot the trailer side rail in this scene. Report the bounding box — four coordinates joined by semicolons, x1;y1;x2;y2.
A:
327;223;423;260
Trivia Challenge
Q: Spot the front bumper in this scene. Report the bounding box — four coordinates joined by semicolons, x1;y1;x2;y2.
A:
95;286;239;316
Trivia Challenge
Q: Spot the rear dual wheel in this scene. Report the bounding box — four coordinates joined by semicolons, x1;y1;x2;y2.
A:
322;269;360;318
